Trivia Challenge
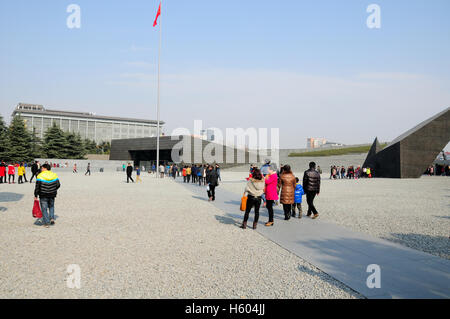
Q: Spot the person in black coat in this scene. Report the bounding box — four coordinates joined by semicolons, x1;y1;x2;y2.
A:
30;161;40;183
303;161;321;219
126;163;134;183
205;165;219;201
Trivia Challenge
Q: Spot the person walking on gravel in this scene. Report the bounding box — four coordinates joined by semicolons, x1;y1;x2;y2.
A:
85;163;91;176
303;161;321;219
18;163;26;184
0;161;5;184
264;164;279;227
215;164;221;181
186;165;192;183
240;168;265;230
126;163;135;183
159;164;165;178
136;166;142;183
34;164;60;228
292;177;305;218
30;161;39;182
278;165;296;220
7;163;15;184
206;165;219;201
171;164;178;179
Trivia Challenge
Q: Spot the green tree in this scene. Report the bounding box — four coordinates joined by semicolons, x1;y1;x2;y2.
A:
83;138;97;154
98;141;111;154
0;115;9;160
30;127;44;158
5;116;32;162
65;132;86;159
75;133;87;159
43;123;68;159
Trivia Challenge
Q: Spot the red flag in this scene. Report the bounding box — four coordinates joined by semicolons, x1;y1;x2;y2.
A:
153;2;161;27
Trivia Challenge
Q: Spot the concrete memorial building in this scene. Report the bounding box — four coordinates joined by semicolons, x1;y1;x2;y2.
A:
363;107;450;178
12;103;164;144
110;135;261;168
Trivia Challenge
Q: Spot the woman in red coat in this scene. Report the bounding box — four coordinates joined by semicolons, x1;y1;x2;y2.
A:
0;161;6;184
8;163;16;184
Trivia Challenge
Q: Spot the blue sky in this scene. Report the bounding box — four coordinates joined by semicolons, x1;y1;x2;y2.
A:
1;0;449;148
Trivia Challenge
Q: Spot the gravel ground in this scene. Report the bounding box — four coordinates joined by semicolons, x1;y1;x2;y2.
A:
0;171;362;299
219;169;450;260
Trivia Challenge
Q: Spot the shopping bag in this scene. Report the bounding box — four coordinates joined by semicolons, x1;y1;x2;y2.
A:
32;199;42;218
240;196;248;212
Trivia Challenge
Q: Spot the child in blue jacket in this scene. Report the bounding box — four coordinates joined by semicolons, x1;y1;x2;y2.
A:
292;177;305;218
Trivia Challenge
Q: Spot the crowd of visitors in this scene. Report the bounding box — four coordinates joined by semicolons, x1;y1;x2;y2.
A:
426;164;450;176
0;161;44;184
328;165;373;179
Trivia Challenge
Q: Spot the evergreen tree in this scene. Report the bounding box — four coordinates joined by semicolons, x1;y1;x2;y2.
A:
0;115;8;160
43;123;68;159
5;116;32;162
75;133;87;159
64;132;77;159
83;138;97;154
30;127;44;158
65;132;86;159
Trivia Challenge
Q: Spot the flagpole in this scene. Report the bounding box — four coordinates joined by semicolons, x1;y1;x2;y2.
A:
156;0;162;178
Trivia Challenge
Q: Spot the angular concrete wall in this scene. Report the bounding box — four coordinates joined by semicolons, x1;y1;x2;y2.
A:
363;107;450;178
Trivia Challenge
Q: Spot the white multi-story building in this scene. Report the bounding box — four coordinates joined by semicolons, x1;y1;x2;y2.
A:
12;103;164;143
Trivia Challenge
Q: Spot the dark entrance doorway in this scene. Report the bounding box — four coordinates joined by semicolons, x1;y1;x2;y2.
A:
129;149;182;167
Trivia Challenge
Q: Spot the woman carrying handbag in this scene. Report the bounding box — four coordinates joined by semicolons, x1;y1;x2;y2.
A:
240;168;265;230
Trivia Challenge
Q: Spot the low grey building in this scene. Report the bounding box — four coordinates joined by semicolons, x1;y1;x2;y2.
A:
12;103;164;143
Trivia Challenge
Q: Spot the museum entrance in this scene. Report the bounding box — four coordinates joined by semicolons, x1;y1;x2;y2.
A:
129;149;182;168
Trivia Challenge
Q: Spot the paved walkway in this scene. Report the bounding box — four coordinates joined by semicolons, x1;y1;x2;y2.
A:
178;180;450;299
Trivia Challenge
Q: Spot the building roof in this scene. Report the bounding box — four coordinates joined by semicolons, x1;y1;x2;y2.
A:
12;103;164;125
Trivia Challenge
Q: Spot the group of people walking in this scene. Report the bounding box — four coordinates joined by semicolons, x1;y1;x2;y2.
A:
0;160;44;184
181;164;221;186
329;165;372;179
240;160;321;230
123;162;221;187
426;164;450;176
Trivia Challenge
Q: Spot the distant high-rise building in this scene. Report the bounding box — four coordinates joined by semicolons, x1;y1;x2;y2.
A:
307;137;344;149
307;137;327;149
200;129;216;142
12;103;164;143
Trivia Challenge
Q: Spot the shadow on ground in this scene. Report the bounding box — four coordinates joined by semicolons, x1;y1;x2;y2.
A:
215;204;288;227
296;264;364;298
381;233;450;260
33;215;59;226
295;236;450;298
0;192;24;202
